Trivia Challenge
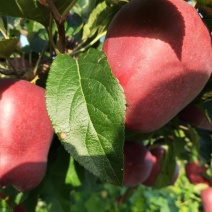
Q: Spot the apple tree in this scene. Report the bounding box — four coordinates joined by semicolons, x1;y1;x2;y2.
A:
0;0;212;211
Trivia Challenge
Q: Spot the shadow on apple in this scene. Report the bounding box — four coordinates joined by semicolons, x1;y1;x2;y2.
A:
123;69;210;132
0;162;47;192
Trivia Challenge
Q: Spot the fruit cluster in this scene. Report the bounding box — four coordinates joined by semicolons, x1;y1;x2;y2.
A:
103;0;212;209
0;0;211;210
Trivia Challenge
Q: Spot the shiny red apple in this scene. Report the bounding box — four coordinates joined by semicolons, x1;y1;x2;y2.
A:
0;78;54;192
103;0;212;133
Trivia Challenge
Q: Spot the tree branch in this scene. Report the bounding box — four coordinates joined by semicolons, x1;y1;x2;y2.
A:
45;0;67;53
46;0;61;23
56;23;66;53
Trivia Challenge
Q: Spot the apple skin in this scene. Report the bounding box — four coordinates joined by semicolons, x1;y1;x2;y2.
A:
143;147;179;187
123;142;153;187
103;0;212;133
185;161;210;185
0;78;54;192
201;187;212;212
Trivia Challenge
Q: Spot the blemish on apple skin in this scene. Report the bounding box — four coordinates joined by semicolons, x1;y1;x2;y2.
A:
59;132;66;140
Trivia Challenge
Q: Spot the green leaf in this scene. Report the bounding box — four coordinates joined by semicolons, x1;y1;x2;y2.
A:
0;0;75;28
74;0;98;22
0;1;50;27
39;146;75;212
28;29;49;53
0;17;7;39
40;181;69;212
0;38;19;58
66;158;81;187
65;13;83;37
47;145;81;188
25;20;46;33
82;2;119;40
46;48;126;185
74;161;99;191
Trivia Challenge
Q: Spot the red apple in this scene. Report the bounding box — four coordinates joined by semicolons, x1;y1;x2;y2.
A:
123;142;153;187
201;187;212;212
0;78;54;192
143;147;179;186
185;161;210;185
103;0;212;133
